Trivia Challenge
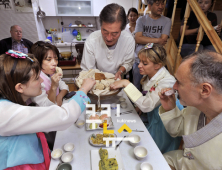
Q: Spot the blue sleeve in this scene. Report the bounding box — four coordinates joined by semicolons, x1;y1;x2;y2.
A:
176;98;184;111
69;91;91;113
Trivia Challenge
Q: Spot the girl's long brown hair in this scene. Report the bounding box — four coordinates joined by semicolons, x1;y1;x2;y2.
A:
0;53;40;105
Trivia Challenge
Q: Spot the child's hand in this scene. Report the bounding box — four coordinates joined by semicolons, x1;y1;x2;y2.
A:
51;73;61;89
158;88;176;112
110;80;130;90
80;78;96;94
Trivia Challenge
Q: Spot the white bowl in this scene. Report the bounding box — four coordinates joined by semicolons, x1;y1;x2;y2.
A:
61;152;74;163
64;143;75;152
75;120;85;128
119;97;126;102
140;162;153;170
134;146;148;160
120;102;127;109
129;134;141;146
51;148;63;160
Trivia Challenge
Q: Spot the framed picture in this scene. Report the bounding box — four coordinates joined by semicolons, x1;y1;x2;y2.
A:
0;0;13;10
14;0;33;12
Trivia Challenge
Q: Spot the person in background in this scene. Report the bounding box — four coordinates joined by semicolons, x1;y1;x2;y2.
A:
110;43;183;153
125;7;138;36
124;7;139;83
179;0;221;58
0;50;95;170
134;0;171;90
31;41;68;107
81;3;135;80
159;51;222;170
0;25;33;55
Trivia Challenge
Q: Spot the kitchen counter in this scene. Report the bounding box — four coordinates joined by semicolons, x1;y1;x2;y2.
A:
55;41;85;47
60;63;81;70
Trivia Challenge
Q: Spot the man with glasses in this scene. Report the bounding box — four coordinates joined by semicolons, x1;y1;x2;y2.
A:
81;3;135;80
0;25;33;55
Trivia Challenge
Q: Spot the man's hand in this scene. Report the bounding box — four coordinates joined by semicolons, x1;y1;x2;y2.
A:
216;24;221;34
110;80;130;90
157;38;167;46
135;107;142;116
115;71;122;80
158;88;176;112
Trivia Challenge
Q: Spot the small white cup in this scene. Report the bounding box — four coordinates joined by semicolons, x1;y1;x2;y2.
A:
140;162;153;170
134;146;148;160
119;97;126;102
75;120;85;128
61;152;73;163
64;143;75;152
120;102;127;109
128;134;141;146
51;148;63;160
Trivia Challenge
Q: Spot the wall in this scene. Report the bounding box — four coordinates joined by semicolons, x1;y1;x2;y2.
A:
42;16;98;40
0;4;38;43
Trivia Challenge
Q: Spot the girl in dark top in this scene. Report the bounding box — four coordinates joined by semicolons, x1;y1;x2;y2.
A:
179;0;221;57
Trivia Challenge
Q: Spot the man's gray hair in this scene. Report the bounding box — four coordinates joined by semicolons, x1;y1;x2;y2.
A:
182;50;222;94
99;3;126;30
148;0;165;5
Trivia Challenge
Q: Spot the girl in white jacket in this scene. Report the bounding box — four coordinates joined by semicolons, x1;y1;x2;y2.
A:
110;43;183;153
0;50;95;170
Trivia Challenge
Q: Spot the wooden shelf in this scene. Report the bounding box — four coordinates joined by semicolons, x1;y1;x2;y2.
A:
63;26;95;28
60;63;81;70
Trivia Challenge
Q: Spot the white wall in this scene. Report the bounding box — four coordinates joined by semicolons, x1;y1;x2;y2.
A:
42;16;98;39
0;5;38;43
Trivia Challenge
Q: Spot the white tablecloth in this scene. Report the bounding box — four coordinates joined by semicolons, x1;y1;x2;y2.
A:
49;91;170;170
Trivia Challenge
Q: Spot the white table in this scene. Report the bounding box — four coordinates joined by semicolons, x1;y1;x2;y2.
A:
49;91;170;170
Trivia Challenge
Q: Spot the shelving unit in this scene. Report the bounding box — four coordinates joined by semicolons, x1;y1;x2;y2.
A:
63;26;95;28
55;0;93;16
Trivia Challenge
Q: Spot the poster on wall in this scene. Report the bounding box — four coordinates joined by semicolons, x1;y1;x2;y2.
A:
14;0;33;12
0;0;13;10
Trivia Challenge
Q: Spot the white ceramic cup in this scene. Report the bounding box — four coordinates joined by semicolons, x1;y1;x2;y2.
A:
64;143;75;152
61;152;74;163
134;146;148;160
51;148;63;160
140;162;153;170
128;134;141;146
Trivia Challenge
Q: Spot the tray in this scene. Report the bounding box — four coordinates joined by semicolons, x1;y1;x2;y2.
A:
90;148;125;170
85;114;114;131
89;132;117;147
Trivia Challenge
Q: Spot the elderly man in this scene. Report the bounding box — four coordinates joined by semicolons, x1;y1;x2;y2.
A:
0;25;33;55
81;3;135;79
133;0;171;90
159;51;222;170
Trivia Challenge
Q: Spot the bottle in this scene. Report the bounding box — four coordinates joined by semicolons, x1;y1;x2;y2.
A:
47;31;52;42
53;29;58;43
76;30;81;41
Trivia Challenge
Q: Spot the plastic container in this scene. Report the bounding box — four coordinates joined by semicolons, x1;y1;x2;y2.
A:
62;31;74;43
